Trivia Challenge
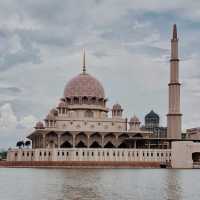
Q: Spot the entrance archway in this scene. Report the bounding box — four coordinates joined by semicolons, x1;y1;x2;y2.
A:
192;152;200;162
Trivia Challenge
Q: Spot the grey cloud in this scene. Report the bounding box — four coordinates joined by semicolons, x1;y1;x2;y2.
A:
0;86;21;94
0;0;200;148
16;28;75;48
126;45;169;58
0;28;41;71
0;48;41;71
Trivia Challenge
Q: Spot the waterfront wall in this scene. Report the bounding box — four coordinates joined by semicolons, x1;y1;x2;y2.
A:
7;148;171;163
171;141;200;168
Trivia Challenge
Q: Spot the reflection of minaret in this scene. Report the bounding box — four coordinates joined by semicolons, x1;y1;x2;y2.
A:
167;24;182;139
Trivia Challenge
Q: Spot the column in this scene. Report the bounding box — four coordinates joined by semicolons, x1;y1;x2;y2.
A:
73;134;76;148
101;135;104;148
43;134;46;148
58;134;61;148
87;134;90;148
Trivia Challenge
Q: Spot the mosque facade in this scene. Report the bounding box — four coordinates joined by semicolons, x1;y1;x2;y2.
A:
6;25;200;169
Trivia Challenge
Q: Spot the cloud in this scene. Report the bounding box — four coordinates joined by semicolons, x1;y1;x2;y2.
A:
0;86;21;94
0;0;199;148
0;103;38;148
0;103;37;132
0;103;17;129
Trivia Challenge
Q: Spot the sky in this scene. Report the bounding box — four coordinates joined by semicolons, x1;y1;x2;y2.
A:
0;0;200;149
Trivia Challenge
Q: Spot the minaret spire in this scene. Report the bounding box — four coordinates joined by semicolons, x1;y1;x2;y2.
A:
82;48;86;74
172;24;178;40
167;24;182;139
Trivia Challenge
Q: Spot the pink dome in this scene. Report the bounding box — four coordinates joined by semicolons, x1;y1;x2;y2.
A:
64;73;105;99
50;108;58;115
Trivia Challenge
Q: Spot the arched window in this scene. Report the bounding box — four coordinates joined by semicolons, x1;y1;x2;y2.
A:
74;97;79;104
85;110;93;118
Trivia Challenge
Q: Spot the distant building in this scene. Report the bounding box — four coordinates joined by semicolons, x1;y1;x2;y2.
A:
187;128;200;140
141;110;167;138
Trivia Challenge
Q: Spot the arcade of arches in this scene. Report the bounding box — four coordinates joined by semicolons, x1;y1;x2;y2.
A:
32;132;130;149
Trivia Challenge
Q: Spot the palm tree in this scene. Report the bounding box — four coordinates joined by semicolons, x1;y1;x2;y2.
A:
25;140;31;148
16;141;24;149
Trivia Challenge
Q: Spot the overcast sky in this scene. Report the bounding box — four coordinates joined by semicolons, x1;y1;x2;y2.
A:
0;0;200;149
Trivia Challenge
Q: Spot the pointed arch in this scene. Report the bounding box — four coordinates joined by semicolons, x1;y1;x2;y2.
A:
82;96;88;104
90;141;101;148
89;132;102;147
46;131;58;148
61;132;73;147
60;141;72;148
76;141;87;148
75;132;87;148
104;141;115;148
104;133;116;147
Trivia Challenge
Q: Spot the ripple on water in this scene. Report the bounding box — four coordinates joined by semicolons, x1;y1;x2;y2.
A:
0;168;200;200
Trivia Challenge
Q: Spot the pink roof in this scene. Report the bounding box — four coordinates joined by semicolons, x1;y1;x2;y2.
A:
64;73;105;98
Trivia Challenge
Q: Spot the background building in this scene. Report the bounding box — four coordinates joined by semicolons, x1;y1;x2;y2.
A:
187;128;200;140
141;110;167;138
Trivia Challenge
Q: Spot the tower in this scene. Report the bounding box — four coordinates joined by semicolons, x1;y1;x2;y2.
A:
167;24;182;139
112;104;123;118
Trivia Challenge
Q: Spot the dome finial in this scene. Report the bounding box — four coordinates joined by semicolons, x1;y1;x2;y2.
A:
82;48;86;74
172;24;178;40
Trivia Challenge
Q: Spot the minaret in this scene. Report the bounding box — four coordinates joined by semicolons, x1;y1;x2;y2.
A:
167;24;182;139
82;48;86;74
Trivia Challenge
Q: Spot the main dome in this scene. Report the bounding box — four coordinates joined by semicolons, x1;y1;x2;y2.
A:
64;73;105;99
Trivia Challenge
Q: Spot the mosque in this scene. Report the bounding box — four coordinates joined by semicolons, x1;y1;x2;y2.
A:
6;25;200;168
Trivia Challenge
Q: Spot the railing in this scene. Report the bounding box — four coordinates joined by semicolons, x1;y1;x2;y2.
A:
193;162;200;168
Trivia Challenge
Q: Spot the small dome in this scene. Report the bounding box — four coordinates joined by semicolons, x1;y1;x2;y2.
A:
58;101;66;107
145;110;159;119
35;121;44;129
112;103;122;110
64;73;105;99
50;108;57;113
45;113;55;121
50;108;58;116
130;115;140;123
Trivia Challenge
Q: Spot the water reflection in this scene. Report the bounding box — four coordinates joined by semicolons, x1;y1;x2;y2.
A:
165;170;182;200
0;168;199;200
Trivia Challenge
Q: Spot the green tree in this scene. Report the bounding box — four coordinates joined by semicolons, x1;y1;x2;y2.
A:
25;140;31;148
16;141;24;149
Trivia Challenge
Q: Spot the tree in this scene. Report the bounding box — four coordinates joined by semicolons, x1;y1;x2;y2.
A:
25;140;31;148
16;141;24;149
0;151;7;160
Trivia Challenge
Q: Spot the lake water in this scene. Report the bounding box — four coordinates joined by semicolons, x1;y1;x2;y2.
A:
0;168;199;200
